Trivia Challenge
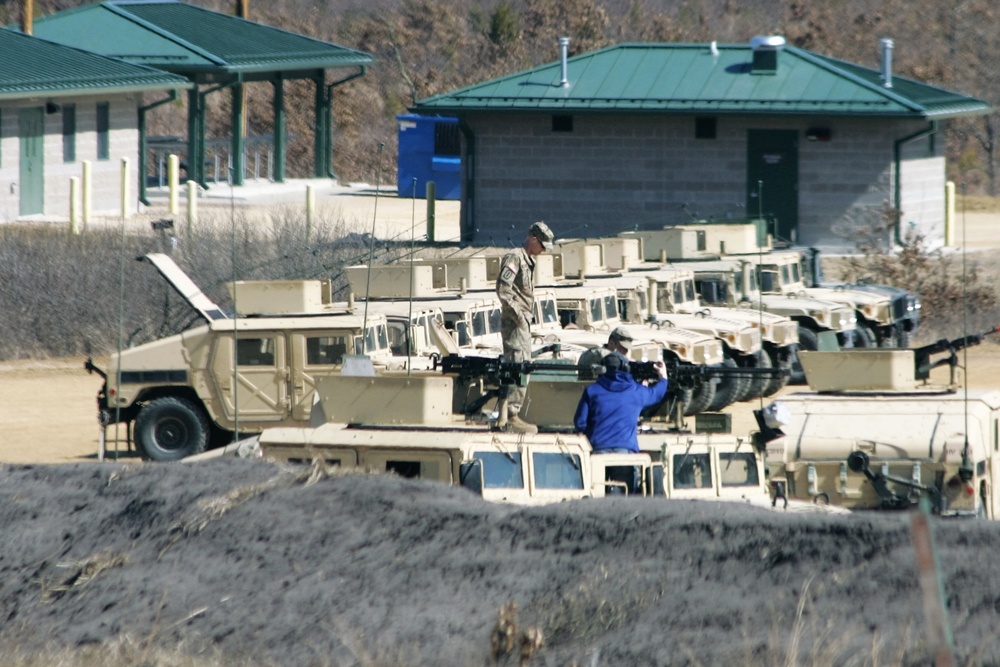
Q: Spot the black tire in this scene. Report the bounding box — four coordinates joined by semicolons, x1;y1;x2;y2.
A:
134;396;209;462
763;345;792;397
853;321;877;348
685;375;717;416
707;358;741;411
731;354;757;403
745;348;772;400
790;327;819;385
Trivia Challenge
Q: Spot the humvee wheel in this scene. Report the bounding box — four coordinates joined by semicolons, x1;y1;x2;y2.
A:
707;357;740;412
789;327;819;385
763;347;791;397
135;397;209;461
853;322;878;348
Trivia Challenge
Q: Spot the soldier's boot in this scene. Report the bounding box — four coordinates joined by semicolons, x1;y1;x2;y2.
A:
506;415;538;435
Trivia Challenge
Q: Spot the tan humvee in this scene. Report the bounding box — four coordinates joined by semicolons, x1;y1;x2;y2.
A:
760;348;1000;517
257;369;819;510
90;254;398;462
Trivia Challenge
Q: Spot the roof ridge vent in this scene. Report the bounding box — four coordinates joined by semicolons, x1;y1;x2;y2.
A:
750;35;785;74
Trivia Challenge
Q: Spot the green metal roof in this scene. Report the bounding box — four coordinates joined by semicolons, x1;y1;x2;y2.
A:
29;0;373;78
0;28;188;101
414;42;990;119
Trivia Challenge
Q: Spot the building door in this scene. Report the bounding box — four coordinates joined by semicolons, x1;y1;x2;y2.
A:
746;130;798;245
18;107;45;216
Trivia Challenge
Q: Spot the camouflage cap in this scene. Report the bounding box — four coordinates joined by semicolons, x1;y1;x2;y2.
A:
529;221;554;250
609;326;633;350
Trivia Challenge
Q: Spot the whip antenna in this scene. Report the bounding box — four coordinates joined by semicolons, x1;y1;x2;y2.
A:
361;143;384;355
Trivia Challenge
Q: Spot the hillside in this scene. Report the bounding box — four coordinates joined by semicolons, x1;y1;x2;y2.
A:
0;459;996;666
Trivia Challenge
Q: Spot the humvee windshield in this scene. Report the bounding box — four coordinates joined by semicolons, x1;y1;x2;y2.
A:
475;451;524;488
357;324;389;355
472;311;487;337
673;454;712;489
720;452;760;487
488;308;502;334
589;298;603;323
534;298;558;325
603;295;617;320
533;452;584;489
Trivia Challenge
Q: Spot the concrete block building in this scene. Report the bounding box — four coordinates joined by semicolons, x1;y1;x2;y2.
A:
0;29;188;221
412;38;990;250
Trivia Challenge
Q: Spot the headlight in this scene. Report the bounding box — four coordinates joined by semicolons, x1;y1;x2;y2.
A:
809;310;827;325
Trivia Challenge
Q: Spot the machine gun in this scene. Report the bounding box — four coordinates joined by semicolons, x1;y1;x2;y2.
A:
846;451;943;513
913;326;1000;382
436;354;788;388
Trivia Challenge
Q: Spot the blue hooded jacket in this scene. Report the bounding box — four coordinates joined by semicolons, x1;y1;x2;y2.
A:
573;370;668;452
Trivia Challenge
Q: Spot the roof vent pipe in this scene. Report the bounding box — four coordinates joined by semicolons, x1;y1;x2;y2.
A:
880;38;894;88
21;0;32;35
559;37;570;88
750;35;784;74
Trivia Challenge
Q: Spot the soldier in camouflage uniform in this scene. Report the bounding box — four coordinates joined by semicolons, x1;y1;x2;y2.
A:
495;221;554;433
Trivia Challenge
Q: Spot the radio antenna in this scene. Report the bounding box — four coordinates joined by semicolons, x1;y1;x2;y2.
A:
361;142;385;355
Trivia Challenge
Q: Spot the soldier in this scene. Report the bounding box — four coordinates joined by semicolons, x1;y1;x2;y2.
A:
495;221;555;433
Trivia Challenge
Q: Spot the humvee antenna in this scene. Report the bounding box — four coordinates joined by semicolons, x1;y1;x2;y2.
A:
361;142;385;355
230;167;239;442
757;179;765;412
111;175;128;461
961;182;972;481
408;176;417;375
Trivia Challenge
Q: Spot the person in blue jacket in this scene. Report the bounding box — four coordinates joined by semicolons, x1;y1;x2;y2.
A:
573;349;668;493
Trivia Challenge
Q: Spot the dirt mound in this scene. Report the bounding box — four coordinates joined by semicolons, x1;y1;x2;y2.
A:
0;459;996;666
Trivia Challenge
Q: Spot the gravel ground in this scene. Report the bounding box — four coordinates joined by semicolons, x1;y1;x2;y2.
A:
1;458;996;666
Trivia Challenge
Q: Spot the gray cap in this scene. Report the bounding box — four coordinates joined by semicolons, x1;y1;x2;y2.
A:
602;350;631;374
609;326;633;350
530;221;554;250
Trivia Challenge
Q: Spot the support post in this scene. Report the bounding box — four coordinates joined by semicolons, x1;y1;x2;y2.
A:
305;184;315;243
231;82;245;186
272;75;286;183
120;157;129;219
426;181;436;243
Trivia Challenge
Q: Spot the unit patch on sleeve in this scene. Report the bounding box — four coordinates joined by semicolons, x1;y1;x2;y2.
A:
500;264;517;284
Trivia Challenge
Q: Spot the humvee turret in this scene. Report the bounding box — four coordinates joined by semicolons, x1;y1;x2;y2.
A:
88;254;396;462
758;328;1000;516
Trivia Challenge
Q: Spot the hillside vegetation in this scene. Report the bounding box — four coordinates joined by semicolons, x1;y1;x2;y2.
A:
3;0;997;192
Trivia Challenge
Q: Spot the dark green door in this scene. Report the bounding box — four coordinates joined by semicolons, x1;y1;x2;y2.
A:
18;107;44;216
746;129;798;245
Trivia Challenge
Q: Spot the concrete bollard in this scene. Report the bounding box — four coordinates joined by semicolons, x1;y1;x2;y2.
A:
187;180;198;232
120;157;129;219
944;181;956;247
305;184;315;243
82;160;92;229
69;177;80;235
168;154;179;215
426;181;436;243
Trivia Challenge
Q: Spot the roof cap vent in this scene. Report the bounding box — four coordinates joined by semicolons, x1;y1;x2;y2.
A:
750;35;785;74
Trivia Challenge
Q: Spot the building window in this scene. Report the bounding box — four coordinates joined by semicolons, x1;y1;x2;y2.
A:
96;102;110;160
552;114;573;132
62;105;76;163
695;116;717;139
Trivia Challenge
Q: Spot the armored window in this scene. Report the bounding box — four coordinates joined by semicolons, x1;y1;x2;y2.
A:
386;460;421;478
603;295;617;320
377;324;389;350
533;301;541;323
539;298;557;324
488;307;502;334
656;288;671;313
362;327;378;354
719;452;759;487
472;310;487;337
790;262;801;283
684;280;697;302
672;282;684;304
589;298;603;323
456;321;470;346
62;105;76;163
672;453;712;489
306;335;348;365
532;452;584;489
385;322;409;355
96;102;110;160
780;265;791;286
475;451;524;488
236;337;275;366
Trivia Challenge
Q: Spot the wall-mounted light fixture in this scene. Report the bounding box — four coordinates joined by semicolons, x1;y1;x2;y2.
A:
805;127;831;141
45;101;60;114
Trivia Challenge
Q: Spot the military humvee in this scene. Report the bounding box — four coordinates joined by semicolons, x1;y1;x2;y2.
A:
257;364;788;508
88;254;396;462
758;329;1000;517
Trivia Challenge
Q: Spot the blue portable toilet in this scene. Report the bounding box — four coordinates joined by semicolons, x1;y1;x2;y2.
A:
397;114;461;199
